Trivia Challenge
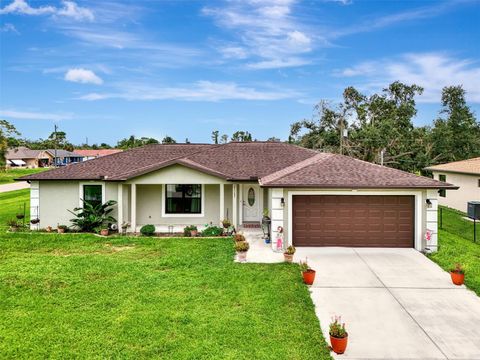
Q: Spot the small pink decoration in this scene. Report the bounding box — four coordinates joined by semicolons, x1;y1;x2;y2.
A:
425;229;433;242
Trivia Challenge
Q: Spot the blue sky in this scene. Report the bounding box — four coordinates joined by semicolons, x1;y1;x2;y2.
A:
1;0;479;145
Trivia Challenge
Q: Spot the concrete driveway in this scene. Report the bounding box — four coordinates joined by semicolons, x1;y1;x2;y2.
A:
294;247;480;360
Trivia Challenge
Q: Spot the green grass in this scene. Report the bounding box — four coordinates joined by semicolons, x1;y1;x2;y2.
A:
0;168;47;184
438;206;476;242
0;234;332;359
0;189;29;231
429;230;480;296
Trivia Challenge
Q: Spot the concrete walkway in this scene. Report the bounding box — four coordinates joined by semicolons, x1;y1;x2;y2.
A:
0;182;30;193
294;247;480;360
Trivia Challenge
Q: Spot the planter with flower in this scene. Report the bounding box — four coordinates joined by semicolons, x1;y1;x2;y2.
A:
329;316;348;354
57;225;68;233
100;228;109;236
299;259;316;285
450;263;465;285
284;245;296;263
235;241;249;262
221;218;231;230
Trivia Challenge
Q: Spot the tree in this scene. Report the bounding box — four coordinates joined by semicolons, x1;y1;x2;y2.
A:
117;136;159;149
267;137;281;142
211;130;219;144
0;120;20;170
431;86;480;164
220;134;228;144
231;131;252;142
161;136;176;144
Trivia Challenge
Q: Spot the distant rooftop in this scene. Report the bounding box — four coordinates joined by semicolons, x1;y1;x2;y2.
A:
425;157;480;175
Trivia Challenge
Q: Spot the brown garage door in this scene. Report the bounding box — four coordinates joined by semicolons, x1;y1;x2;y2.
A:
293;195;414;247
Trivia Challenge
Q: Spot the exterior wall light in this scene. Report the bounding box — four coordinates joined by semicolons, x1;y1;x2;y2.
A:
280;197;285;207
426;199;432;208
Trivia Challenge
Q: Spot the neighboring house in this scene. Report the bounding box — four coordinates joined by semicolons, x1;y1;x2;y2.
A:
6;147;53;168
74;149;123;161
18;142;457;252
47;149;84;166
425;157;480;213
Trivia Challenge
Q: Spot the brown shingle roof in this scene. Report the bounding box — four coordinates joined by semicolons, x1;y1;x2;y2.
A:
260;153;457;189
425;157;480;175
17;142;456;189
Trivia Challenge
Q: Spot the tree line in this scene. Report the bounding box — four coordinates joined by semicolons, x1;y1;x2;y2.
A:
1;81;479;173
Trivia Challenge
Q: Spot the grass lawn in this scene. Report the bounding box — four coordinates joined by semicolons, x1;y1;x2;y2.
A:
0;233;332;359
0;168;47;184
428;206;480;296
0;189;29;231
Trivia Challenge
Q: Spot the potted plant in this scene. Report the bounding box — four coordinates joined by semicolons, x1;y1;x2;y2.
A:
190;225;198;237
234;233;246;242
57;225;68;234
46;225;52;232
284;245;296;263
450;263;465;285
7;219;19;232
299;259;316;285
121;221;130;235
329;316;348;355
100;228;109;236
235;241;249;262
222;218;231;229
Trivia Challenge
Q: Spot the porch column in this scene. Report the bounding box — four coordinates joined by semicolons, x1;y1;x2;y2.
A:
239;183;243;224
117;183;123;231
131;184;137;233
219;183;224;223
232;184;238;229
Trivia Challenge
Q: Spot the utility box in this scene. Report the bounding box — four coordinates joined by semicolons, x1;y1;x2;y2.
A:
467;201;480;220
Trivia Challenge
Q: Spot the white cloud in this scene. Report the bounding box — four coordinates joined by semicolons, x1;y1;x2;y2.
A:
203;0;315;69
0;23;19;33
0;0;93;21
0;109;73;121
64;68;103;85
337;53;480;103
56;1;94;21
77;80;299;102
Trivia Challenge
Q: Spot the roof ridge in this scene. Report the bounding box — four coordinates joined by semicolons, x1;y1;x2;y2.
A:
112;144;224;180
259;153;332;185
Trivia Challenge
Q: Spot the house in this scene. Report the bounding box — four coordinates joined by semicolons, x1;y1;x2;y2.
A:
6;147;84;168
6;147;53;168
18;142;457;252
74;149;123;161
425;157;480;212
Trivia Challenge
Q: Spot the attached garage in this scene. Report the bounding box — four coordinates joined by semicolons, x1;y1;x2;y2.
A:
292;195;414;247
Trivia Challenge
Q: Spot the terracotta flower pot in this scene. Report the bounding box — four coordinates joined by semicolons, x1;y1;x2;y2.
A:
302;269;316;285
100;229;109;236
190;230;198;237
330;334;348;355
284;253;293;263
450;271;465;285
237;251;247;262
57;228;65;234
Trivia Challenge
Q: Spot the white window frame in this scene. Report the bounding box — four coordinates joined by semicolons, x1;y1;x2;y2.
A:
161;184;205;218
78;182;106;208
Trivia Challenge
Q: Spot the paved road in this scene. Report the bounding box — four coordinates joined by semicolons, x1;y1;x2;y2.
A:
0;182;30;193
295;247;480;360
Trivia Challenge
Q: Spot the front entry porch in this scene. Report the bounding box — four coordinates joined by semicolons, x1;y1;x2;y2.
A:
115;182;267;233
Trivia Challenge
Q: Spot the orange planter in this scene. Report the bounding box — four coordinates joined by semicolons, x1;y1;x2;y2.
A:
302;269;316;285
330;334;348;355
450;271;465;285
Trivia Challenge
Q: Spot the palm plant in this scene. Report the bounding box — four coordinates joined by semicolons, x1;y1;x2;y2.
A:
69;199;117;233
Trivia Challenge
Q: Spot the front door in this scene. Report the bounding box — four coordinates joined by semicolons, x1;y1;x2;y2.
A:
243;185;260;222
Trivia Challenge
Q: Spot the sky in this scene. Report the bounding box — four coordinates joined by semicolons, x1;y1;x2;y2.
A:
0;0;479;145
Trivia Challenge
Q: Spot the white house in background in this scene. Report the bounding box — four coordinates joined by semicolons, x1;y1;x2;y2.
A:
425;157;480;213
17;142;457;253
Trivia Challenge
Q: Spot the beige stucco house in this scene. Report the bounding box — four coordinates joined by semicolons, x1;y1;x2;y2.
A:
425;157;480;213
18;142;457;253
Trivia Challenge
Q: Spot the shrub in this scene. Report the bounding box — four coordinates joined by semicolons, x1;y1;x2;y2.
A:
202;225;223;237
140;224;156;236
69;200;117;233
450;263;465;274
329;316;347;338
235;241;249;252
234;233;246;242
7;219;18;227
